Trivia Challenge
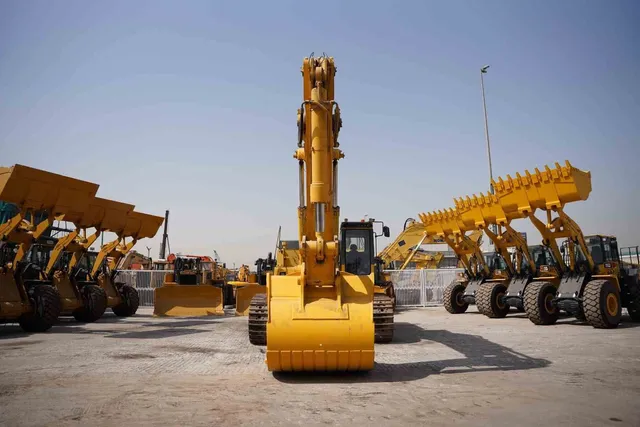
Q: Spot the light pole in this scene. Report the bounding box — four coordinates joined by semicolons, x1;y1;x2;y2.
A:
480;65;494;195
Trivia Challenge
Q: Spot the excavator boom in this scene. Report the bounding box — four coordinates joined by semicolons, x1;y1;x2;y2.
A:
263;56;375;372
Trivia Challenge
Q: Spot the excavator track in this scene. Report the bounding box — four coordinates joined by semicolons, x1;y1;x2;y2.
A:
248;293;267;345
373;294;394;343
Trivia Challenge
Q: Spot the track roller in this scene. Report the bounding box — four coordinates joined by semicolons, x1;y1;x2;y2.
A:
373;293;394;343
248;293;267;345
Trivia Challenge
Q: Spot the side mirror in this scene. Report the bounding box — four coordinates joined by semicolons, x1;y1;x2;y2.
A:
383;226;390;238
560;246;565;254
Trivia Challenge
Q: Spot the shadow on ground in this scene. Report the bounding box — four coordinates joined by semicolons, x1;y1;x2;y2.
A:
0;313;224;339
274;322;550;384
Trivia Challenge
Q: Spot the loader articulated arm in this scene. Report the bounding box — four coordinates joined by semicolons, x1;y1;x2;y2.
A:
490;161;593;275
419;210;490;278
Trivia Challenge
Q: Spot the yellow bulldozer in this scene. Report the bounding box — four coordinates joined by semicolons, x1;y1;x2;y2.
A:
153;254;225;317
245;55;389;372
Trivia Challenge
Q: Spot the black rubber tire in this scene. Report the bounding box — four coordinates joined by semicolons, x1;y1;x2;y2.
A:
112;285;140;317
73;285;108;323
583;279;621;329
443;282;469;314
18;285;62;333
248;293;267;345
523;281;559;325
476;282;510;318
374;293;394;343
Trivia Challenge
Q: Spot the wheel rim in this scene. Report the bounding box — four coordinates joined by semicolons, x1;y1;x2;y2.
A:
606;293;618;316
455;291;465;307
544;293;555;314
496;291;506;309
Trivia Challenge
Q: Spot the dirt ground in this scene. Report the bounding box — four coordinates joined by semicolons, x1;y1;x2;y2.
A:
1;306;639;427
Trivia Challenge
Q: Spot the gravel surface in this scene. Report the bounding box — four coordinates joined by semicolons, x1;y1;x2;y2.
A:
1;306;639;426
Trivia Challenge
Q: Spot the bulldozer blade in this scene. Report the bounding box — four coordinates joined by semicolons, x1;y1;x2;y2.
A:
234;284;266;316
265;272;375;372
153;285;224;317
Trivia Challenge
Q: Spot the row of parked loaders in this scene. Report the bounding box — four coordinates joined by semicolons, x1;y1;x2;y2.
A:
0;164;164;332
421;161;640;329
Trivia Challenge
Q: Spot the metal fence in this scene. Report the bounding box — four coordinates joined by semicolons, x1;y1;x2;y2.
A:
386;268;463;307
116;268;463;308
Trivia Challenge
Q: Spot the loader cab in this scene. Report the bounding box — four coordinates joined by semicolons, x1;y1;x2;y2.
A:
530;245;561;277
585;235;624;277
340;220;375;276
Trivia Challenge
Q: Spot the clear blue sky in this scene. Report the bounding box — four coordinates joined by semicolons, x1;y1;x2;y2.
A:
1;1;638;266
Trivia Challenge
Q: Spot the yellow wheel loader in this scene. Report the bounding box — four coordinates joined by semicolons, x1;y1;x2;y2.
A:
32;196;138;323
153;255;225;317
0;164;99;331
230;253;276;319
419;208;508;314
90;209;164;317
487;161;640;328
246;55;387;372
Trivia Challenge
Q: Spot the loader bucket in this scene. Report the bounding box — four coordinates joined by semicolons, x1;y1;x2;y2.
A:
153;284;224;317
490;160;591;214
265;272;375;372
229;282;265;316
0;164;99;220
78;197;135;230
122;211;164;239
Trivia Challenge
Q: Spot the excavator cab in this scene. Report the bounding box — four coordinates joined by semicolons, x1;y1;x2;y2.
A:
340;220;394;343
340;221;374;275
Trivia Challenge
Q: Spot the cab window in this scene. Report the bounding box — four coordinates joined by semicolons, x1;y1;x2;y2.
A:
343;229;372;275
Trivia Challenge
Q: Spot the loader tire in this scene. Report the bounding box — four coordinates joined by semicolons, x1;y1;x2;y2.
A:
523;281;558;325
583;280;621;329
73;285;108;323
112;285;140;317
443;282;468;314
476;282;510;318
374;293;394;343
248;293;267;345
19;285;62;333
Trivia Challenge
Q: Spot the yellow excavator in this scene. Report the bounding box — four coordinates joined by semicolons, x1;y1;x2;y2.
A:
378;218;445;270
246;55;388;372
